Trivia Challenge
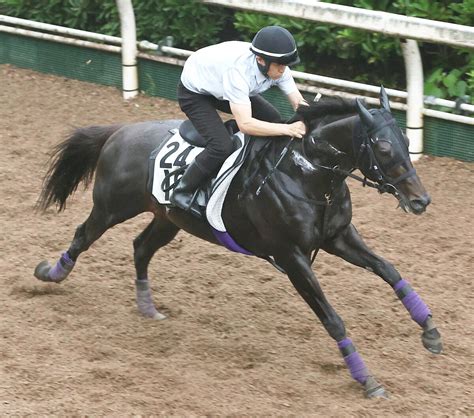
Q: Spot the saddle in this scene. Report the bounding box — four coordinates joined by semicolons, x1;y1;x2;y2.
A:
148;119;250;223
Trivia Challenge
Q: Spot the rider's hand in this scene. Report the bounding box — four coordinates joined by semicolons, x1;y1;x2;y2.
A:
286;121;306;139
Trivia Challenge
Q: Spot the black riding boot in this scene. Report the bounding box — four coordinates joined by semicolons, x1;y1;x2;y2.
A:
170;161;208;217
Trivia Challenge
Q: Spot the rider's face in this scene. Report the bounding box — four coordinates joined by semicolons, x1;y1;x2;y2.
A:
256;57;287;80
267;62;287;80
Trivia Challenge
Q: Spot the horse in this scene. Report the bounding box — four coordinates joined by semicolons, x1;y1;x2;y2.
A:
34;86;442;398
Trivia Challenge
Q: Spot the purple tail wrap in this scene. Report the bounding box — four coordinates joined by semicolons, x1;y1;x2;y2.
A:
394;279;431;326
337;338;369;384
49;252;75;282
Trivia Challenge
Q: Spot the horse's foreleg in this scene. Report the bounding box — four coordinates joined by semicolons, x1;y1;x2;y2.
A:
276;249;387;398
323;223;442;354
133;213;180;320
34;207;112;283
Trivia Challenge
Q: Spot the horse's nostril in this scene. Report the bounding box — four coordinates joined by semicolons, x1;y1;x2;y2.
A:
411;195;431;212
419;194;431;207
413;194;430;206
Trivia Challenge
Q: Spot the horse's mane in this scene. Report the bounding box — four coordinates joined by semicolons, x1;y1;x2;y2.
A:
291;96;358;124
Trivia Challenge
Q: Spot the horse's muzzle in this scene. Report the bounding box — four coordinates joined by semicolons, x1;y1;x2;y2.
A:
409;194;431;214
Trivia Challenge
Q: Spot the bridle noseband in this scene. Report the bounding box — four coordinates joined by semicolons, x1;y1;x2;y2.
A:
355;111;417;196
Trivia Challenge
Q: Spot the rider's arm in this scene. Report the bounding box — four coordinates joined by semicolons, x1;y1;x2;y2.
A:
230;102;306;138
275;68;308;111
287;90;309;110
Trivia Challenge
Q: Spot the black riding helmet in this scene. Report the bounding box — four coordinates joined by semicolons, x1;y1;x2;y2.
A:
250;26;300;76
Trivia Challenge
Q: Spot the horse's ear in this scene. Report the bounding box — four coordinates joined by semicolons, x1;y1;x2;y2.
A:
380;85;391;112
356;98;374;127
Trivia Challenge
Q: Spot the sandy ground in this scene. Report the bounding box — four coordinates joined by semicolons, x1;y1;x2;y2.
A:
0;65;473;416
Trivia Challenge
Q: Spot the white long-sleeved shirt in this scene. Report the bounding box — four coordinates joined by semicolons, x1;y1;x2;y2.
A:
180;41;297;106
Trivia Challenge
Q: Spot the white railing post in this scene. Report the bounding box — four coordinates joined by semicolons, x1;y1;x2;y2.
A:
401;39;424;161
116;0;138;99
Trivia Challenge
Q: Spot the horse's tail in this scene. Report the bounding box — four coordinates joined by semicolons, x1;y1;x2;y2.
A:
36;124;123;212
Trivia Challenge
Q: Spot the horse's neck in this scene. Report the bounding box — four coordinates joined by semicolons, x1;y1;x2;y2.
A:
316;115;358;161
240;116;358;201
268;115;358;200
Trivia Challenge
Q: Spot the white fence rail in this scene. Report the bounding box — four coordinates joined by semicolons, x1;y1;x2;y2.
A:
2;15;472;117
201;0;474;49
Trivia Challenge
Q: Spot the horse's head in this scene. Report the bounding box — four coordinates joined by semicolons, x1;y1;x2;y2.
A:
354;87;430;214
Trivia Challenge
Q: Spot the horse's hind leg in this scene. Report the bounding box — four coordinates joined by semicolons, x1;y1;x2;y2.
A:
133;213;180;320
34;205;117;283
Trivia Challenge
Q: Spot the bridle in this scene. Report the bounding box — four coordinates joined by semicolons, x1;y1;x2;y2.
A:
301;110;417;199
255;109;417;206
353;110;417;196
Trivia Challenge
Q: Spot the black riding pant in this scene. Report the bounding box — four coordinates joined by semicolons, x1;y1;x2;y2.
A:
177;81;282;176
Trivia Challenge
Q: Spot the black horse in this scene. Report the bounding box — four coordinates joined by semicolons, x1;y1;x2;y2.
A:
35;87;442;398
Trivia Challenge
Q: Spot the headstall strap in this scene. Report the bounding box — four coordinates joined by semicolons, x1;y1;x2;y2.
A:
367;117;396;137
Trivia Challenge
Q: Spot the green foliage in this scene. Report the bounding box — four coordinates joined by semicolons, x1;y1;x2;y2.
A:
131;0;228;49
233;0;473;102
448;0;474;25
2;0;472;102
1;0;227;49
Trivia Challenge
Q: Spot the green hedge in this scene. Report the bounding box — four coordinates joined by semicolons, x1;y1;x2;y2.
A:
2;0;473;103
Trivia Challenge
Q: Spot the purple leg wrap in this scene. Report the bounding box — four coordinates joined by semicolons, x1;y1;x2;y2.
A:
337;338;370;384
135;279;166;319
135;279;156;317
394;279;431;326
48;252;75;282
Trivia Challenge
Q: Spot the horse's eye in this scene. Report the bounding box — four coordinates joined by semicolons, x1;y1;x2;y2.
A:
375;140;392;157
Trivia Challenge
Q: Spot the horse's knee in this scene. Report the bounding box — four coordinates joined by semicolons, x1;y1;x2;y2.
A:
323;311;346;341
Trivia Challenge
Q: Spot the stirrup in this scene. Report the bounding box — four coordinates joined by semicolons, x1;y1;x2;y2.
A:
172;189;203;219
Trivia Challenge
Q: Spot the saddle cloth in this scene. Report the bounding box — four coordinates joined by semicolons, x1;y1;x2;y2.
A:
148;127;249;235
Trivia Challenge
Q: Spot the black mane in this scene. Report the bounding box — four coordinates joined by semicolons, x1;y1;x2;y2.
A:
292;96;358;124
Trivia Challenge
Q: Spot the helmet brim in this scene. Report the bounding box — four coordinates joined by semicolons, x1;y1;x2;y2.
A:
252;49;300;67
275;53;300;66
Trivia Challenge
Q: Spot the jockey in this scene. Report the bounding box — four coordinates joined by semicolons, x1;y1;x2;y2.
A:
171;25;307;213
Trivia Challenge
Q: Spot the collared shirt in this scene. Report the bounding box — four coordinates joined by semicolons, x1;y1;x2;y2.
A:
180;41;297;106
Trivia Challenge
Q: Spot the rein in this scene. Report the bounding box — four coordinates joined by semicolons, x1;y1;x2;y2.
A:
300;134;383;199
302;135;383;192
310;160;389;193
254;136;329;205
255;136;295;196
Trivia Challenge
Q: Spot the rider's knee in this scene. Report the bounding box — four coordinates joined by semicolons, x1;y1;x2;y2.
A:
211;137;235;159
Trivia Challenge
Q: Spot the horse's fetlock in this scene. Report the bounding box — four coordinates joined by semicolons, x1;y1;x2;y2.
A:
421;320;443;354
422;315;435;331
423;327;441;340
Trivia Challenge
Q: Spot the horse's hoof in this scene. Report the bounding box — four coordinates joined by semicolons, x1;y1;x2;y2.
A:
364;376;389;399
152;311;167;320
34;261;52;282
422;328;443;354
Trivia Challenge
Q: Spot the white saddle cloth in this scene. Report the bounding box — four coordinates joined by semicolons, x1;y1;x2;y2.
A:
150;129;247;232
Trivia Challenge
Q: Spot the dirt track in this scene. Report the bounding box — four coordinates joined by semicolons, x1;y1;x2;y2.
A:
0;65;473;416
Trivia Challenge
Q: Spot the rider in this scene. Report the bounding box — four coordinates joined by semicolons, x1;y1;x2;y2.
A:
171;25;307;212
